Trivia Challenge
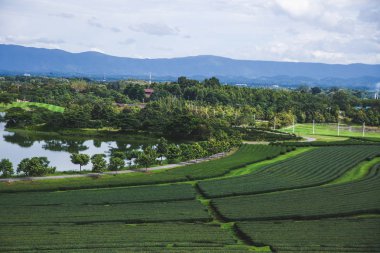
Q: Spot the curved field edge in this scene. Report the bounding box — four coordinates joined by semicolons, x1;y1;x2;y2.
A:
194;182;273;252
236;217;380;253
0;222;259;252
0;144;290;193
209;162;380;222
222;147;314;178
328;157;380;185
198;146;380;198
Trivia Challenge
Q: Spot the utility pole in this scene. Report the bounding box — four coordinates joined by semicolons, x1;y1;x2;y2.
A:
273;116;276;130
362;122;365;137
337;120;340;136
292;117;295;133
312;119;315;135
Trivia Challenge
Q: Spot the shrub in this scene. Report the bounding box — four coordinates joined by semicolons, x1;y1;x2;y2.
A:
0;159;14;177
91;154;107;172
109;157;125;171
17;157;56;176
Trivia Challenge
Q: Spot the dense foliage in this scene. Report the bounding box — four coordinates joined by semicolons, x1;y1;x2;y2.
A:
16;157;56;176
0;76;378;142
0;159;13;177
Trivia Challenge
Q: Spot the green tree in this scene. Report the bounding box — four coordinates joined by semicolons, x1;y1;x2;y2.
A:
0;92;16;104
108;157;125;171
204;77;221;87
156;137;169;164
191;142;206;158
70;80;88;92
91;154;107;172
136;146;157;171
0;159;13;177
112;151;126;160
118;107;141;130
311;87;322;94
166;144;182;162
179;144;196;160
125;149;141;167
17;157;56;176
124;84;145;101
70;153;90;171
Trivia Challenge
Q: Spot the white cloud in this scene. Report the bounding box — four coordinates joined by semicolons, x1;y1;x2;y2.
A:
129;23;180;36
119;38;136;45
0;0;378;63
49;12;75;19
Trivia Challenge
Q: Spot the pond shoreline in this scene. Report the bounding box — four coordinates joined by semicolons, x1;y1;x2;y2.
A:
0;122;166;172
6;126;161;141
0;152;227;182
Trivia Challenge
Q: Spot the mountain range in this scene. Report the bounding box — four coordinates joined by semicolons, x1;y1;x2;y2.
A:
1;44;379;88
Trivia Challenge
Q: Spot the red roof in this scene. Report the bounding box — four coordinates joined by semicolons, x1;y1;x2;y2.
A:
144;88;154;93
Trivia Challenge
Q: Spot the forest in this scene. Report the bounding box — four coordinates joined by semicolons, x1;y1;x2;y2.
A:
0;76;378;142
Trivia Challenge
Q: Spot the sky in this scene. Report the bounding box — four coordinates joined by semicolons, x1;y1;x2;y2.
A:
0;0;379;64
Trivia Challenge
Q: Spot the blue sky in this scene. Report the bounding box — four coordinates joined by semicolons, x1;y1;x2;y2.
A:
0;0;379;64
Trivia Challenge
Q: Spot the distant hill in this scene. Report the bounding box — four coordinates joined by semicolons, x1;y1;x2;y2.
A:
1;44;379;88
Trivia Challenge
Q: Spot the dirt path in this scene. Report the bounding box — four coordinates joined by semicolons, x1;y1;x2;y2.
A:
0;152;227;182
243;141;270;145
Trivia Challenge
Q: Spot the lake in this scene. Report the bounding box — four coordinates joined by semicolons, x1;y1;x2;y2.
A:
0;120;160;172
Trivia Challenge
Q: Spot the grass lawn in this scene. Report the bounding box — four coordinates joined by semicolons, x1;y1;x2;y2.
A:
0;101;65;112
281;123;380;140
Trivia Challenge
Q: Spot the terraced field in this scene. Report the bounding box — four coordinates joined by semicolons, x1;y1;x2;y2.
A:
237;218;380;253
0;184;196;206
0;223;245;252
212;163;380;221
199;146;380;197
1;199;210;224
1;144;380;252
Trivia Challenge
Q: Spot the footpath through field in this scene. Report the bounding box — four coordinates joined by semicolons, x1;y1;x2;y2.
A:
0;152;227;183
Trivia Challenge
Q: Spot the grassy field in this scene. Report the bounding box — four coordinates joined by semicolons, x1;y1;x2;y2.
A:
1;143;380;252
281;123;380;140
0;101;65;112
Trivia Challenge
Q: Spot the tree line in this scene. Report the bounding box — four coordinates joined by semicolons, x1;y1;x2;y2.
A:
0;136;241;177
0;76;378;134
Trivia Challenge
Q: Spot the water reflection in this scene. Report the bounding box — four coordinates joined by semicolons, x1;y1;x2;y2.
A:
0;121;159;172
